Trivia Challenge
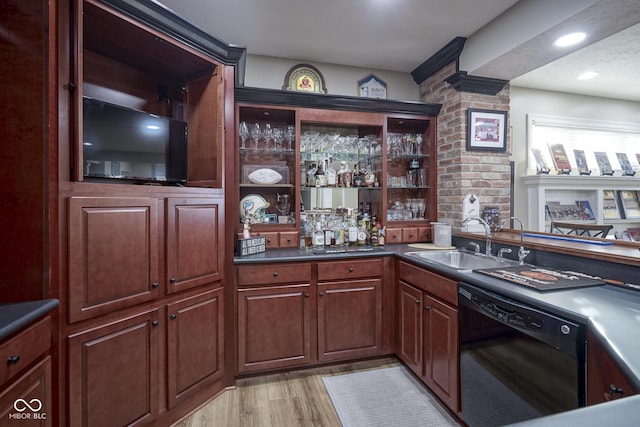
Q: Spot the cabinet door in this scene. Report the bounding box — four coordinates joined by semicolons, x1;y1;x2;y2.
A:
0;356;51;426
68;197;159;323
166;198;223;294
68;310;159;427
423;294;459;413
397;281;423;375
237;284;312;372
317;279;383;362
166;287;224;409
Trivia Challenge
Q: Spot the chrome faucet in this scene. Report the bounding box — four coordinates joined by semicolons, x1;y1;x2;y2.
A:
503;216;530;265
468;241;480;254
461;217;492;256
497;247;512;260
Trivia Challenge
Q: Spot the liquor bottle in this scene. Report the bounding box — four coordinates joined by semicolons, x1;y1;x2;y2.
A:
326;158;337;187
353;163;363;187
370;222;379;246
313;222;325;247
337;161;347;187
315;161;327;187
343;163;352;188
307;163;317;187
357;219;367;246
348;216;358;246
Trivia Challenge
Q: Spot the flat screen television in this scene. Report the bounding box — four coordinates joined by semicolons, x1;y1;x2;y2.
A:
82;96;188;184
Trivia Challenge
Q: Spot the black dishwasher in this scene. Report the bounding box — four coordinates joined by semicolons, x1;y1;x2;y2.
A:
458;282;586;427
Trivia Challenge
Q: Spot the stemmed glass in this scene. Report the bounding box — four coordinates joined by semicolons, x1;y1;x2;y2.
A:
262;123;273;150
416;198;426;220
273;127;284;150
285;125;295;150
239;121;249;149
250;123;261;151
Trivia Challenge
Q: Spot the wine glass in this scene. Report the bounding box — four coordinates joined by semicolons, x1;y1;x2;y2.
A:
262;123;273;150
416;198;426;219
273;127;284;150
250;123;261;151
239;121;249;149
285;125;295;150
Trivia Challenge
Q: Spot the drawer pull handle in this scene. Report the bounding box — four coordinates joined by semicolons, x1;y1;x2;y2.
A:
319;292;325;297
152;282;159;289
152;320;159;327
273;272;278;277
415;299;420;305
304;292;310;298
424;305;431;310
170;314;177;320
7;355;20;364
169;277;177;284
348;267;354;272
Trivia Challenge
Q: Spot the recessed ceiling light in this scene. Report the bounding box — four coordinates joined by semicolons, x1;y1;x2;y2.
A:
554;32;586;47
577;71;599;80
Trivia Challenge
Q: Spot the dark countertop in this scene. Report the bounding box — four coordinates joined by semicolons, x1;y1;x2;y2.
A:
0;299;59;341
235;242;640;421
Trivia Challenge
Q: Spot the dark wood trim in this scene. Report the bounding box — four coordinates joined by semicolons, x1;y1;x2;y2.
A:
95;0;246;65
444;71;509;95
411;37;466;84
234;86;442;116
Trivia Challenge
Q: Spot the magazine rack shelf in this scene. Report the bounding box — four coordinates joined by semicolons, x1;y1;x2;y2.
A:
522;175;640;237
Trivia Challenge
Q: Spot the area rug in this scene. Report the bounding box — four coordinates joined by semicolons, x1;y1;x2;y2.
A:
322;366;459;427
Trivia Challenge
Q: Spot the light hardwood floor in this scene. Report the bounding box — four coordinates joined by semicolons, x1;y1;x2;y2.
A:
173;357;411;427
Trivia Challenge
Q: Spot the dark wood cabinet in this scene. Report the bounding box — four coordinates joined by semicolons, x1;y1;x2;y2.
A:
587;329;638;405
68;197;160;323
397;261;459;413
166;198;224;294
317;279;382;361
67;309;160;427
167;288;224;409
237;284;313;372
0;358;52;427
398;281;423;374
422;293;459;411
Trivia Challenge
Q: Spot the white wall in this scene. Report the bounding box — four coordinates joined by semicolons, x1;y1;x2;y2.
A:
244;54;420;102
509;86;640;226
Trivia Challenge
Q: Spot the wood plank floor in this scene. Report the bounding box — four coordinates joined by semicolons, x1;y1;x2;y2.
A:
173;357;446;427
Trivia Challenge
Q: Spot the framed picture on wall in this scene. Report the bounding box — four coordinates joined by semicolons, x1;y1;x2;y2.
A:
466;108;507;152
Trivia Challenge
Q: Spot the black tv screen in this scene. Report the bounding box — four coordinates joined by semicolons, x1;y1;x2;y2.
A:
82;96;188;184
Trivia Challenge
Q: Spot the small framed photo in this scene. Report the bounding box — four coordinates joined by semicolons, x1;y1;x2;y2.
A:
466;108;507;152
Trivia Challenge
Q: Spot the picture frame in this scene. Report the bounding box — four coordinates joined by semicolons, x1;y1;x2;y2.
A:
466;108;507;152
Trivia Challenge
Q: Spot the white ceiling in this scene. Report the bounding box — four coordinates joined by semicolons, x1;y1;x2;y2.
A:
156;0;640;102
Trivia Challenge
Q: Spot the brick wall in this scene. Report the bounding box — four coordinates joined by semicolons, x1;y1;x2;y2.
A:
419;62;511;228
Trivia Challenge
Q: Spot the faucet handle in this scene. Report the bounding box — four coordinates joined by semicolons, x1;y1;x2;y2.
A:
497;248;512;260
518;246;530;264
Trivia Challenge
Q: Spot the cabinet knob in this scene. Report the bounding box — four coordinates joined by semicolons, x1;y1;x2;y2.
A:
152;320;159;327
304;292;310;298
7;355;20;364
273;272;279;277
424;305;431;310
169;277;177;284
286;238;292;243
170;314;177;320
348;267;354;272
409;234;414;238
319;292;325;297
151;282;159;288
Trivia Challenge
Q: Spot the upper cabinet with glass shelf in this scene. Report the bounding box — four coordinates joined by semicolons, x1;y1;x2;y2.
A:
232;87;441;237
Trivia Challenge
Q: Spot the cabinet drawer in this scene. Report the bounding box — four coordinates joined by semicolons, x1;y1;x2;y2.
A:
238;263;312;286
386;228;402;244
0;317;50;386
318;258;382;281
398;261;457;306
255;232;279;249
402;228;419;243
279;231;299;248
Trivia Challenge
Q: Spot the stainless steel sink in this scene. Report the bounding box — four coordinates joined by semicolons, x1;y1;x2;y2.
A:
405;250;518;271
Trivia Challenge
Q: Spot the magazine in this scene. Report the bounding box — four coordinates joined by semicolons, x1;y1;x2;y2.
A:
594;152;614;175
575;200;595;220
618;190;640;219
573;149;590;175
602;190;620;219
548;143;571;173
616;153;636;176
531;148;550;174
